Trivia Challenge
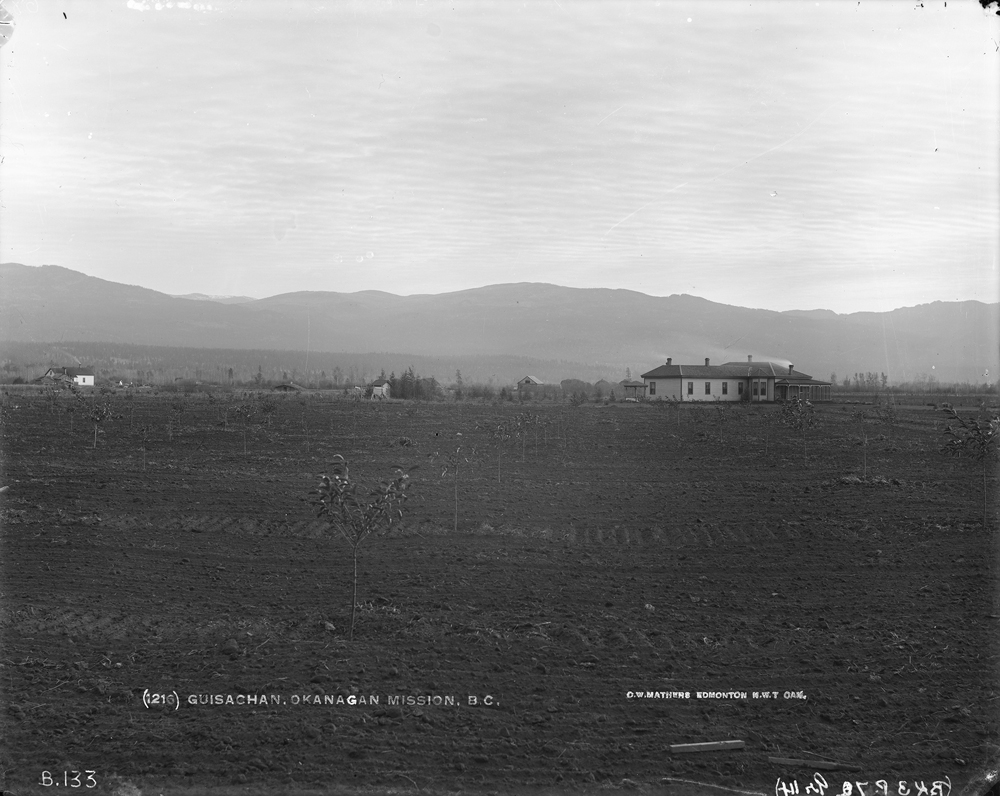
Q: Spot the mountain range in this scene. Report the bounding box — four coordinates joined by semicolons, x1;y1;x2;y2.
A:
1;263;996;385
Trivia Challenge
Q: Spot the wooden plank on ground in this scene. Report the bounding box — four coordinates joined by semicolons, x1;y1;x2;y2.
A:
670;740;746;753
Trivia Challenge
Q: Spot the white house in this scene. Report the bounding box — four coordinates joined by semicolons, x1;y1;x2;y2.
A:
640;356;831;403
42;366;95;387
516;376;543;390
369;378;391;399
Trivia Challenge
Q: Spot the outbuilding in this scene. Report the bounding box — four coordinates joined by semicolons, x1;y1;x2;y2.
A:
369;379;391;399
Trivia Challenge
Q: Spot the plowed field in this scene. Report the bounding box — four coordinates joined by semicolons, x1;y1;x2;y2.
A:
1;391;997;796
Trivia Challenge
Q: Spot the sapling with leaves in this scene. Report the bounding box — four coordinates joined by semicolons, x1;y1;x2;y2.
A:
713;400;729;443
43;387;60;416
781;397;816;465
440;435;472;534
873;395;899;442
88;402;117;449
487;419;513;483
134;424;151;471
63;387;83;432
313;455;416;640
941;407;999;532
123;387;136;429
513;412;537;462
233;401;258;456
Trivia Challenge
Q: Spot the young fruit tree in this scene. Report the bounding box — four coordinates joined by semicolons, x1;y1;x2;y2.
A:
852;408;872;479
233;401;258;457
88;402;116;449
313;455;416;640
487;419;512;483
781;397;817;465
940;407;999;532
440;437;472;534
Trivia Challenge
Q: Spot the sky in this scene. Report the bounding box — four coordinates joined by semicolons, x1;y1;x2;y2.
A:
0;0;998;313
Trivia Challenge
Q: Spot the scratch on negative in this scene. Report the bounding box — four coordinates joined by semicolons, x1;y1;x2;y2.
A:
606;182;688;235
604;101;837;237
597;106;624;126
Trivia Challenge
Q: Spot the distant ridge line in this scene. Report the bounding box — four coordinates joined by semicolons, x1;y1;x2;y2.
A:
0;263;996;384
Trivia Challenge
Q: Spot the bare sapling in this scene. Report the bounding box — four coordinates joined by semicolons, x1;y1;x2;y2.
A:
313;455;416;640
667;396;682;428
852;408;871;478
941;406;999;531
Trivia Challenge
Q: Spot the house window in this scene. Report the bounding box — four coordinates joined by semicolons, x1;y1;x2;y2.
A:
649;381;656;396
722;382;728;395
705;382;711;395
752;382;758;396
687;382;693;395
738;382;744;395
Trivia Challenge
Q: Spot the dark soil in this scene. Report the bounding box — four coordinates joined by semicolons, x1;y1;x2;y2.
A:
1;391;997;795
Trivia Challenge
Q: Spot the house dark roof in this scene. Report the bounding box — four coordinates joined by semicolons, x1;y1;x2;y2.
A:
641;361;828;383
371;379;390;387
642;363;785;379
620;380;647;388
721;362;820;380
46;366;94;377
774;377;830;386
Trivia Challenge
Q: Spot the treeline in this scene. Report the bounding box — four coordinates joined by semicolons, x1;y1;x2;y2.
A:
829;370;997;395
375;367;442;401
0;340;622;388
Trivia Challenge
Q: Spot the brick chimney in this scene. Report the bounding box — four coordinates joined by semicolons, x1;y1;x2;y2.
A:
789;364;794;374
705;358;710;366
748;355;753;362
666;358;672;365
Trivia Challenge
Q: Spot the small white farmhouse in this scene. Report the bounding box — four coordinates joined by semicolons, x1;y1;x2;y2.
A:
42;366;95;387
